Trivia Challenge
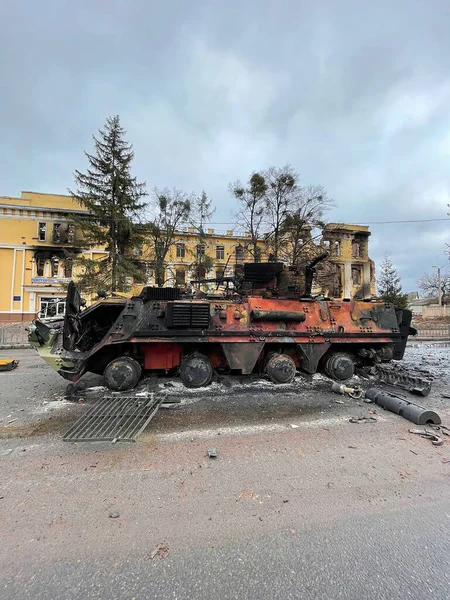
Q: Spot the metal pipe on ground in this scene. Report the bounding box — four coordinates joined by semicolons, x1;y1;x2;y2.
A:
365;388;441;425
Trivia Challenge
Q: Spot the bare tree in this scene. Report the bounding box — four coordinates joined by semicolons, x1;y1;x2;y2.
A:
230;173;267;262
147;188;191;286
418;270;450;304
278;184;333;267
263;165;298;261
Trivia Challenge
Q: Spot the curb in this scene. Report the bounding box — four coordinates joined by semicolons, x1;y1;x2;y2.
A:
0;344;31;350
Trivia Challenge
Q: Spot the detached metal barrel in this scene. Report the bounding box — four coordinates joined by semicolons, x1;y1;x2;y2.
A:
365;388;441;425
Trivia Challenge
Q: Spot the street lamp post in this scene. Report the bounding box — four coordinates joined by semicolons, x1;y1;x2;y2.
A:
432;265;444;306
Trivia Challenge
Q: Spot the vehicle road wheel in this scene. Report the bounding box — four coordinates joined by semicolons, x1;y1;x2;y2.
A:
104;356;142;391
324;352;355;381
179;353;213;388
266;353;297;384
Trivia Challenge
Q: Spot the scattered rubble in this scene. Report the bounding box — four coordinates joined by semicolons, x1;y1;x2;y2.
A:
408;429;444;446
349;416;377;424
331;381;364;399
146;542;170;560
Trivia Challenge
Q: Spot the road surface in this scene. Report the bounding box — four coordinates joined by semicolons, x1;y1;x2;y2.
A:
1;345;449;599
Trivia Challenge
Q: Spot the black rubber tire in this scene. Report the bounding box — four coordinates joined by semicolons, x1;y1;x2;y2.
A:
179;353;213;388
265;354;297;384
324;352;355;381
104;356;142;391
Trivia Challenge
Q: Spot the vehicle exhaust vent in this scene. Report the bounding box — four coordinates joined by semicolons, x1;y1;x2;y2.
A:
139;287;181;302
166;302;210;328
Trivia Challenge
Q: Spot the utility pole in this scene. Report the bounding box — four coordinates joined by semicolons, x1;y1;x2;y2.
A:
432;265;444;306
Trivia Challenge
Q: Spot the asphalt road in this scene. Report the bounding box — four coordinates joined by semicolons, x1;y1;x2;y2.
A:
1;345;450;599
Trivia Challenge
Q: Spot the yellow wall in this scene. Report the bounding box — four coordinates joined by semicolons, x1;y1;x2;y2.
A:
0;191;91;321
0;190;377;321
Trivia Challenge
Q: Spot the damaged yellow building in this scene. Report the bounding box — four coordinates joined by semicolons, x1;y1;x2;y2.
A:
0;191;376;322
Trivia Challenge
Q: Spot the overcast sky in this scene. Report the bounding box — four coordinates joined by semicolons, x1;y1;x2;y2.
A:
1;0;449;292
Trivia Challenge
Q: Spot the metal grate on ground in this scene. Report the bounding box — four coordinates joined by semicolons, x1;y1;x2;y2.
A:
63;394;162;442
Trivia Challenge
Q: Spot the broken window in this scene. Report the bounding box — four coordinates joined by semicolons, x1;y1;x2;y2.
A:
52;223;61;243
216;245;225;260
176;243;185;258
235;245;244;262
38;222;46;241
197;244;205;258
351;266;362;285
352;241;361;258
64;259;73;278
67;224;75;244
51;256;59;277
175;269;186;286
334;241;341;256
36;259;45;277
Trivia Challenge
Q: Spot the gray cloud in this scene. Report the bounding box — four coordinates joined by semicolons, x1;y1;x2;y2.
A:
1;0;449;292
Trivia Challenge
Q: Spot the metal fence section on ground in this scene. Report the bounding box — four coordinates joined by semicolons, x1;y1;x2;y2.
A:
0;323;30;348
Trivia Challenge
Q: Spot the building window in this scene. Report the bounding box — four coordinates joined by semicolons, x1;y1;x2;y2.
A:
334;241;341;256
351;266;362;285
36;259;45;277
133;246;143;256
197;244;205;258
235;245;244;262
175;269;186;286
53;223;61;243
38;297;65;319
216;268;225;282
38;222;46;241
67;224;75;244
216;245;225;260
51;256;59;277
64;259;73;278
352;241;361;258
176;243;185;258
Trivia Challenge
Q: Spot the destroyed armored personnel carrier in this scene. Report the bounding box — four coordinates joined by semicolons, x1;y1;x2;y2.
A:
28;254;415;391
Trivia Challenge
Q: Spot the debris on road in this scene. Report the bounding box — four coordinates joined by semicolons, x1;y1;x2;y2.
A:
0;358;19;372
63;395;163;443
349;416;377;424
239;488;260;501
146;542;170;560
208;448;217;458
331;381;364;399
442;457;450;464
108;511;120;518
408;429;444;446
365;388;441;425
376;364;432;397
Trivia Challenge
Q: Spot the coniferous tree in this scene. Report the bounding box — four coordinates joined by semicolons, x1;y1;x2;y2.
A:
69;115;147;293
377;256;408;308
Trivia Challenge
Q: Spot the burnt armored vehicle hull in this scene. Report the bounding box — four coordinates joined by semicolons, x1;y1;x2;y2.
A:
28;260;414;391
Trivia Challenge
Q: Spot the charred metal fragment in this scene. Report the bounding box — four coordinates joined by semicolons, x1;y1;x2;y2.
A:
365;388;441;425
